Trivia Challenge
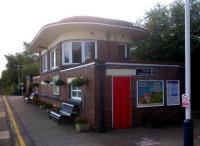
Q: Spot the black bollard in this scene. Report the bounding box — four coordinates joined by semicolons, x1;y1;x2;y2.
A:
184;119;193;146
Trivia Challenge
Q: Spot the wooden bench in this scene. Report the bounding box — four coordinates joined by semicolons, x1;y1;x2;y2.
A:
49;102;76;125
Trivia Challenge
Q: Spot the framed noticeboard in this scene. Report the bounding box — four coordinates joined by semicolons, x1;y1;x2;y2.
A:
166;80;180;106
137;80;164;107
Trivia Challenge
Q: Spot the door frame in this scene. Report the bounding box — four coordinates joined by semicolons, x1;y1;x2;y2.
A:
112;76;132;128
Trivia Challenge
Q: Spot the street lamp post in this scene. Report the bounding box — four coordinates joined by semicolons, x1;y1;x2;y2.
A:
184;0;193;146
15;64;24;94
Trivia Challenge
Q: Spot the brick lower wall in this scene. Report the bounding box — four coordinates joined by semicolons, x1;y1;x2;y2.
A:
33;63;183;129
33;64;97;128
103;66;183;128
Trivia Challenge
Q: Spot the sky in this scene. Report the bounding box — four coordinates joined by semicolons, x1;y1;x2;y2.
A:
0;0;175;76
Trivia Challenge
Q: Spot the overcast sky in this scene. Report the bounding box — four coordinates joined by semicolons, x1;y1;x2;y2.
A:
0;0;175;76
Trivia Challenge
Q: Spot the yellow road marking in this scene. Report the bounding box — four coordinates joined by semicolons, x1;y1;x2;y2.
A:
3;96;26;146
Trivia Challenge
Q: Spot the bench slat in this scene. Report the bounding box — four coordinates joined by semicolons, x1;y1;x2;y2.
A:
50;111;61;118
60;110;71;116
49;102;76;125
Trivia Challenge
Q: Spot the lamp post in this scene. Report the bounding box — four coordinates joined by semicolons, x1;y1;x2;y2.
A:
15;64;24;94
184;0;193;146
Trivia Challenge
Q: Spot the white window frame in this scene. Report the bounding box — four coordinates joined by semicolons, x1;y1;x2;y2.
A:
71;85;82;100
50;48;57;70
119;43;128;58
62;40;97;65
137;80;164;108
42;54;48;72
52;76;60;95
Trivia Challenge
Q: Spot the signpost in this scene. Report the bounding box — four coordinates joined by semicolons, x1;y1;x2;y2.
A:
184;0;193;146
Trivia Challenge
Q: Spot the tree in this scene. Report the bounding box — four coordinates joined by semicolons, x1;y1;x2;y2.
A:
0;42;39;95
133;1;185;62
133;0;200;109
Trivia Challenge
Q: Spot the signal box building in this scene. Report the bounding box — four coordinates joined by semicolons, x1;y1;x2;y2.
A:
29;16;183;129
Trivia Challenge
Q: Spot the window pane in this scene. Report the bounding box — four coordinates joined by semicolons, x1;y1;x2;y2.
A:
72;42;82;63
72;91;77;97
71;85;81;100
53;76;59;94
78;91;81;97
118;44;125;59
51;51;55;67
63;43;70;63
43;55;47;71
85;41;95;60
72;86;80;90
42;56;45;70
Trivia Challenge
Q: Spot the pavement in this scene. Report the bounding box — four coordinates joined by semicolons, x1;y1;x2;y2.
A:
0;96;15;146
2;95;200;146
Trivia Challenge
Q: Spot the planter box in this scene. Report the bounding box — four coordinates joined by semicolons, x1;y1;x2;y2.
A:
75;123;90;132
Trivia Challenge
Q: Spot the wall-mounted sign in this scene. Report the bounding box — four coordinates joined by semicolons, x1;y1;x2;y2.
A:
137;80;164;107
182;94;189;108
136;68;158;76
166;80;180;106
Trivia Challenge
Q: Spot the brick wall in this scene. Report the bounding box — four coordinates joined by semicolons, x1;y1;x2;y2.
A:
103;65;183;128
97;40;129;62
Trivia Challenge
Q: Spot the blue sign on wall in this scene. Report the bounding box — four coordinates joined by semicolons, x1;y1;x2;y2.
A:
136;68;158;76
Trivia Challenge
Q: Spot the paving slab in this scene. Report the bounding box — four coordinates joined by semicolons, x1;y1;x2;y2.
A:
0;95;14;146
0;131;10;140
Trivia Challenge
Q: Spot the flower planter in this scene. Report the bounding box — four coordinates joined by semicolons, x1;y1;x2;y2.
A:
75;123;90;132
54;78;65;86
71;77;88;87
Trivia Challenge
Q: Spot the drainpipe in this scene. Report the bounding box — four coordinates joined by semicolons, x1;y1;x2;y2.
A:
96;63;106;133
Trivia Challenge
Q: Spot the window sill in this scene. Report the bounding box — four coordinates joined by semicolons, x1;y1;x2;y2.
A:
53;93;60;96
71;97;81;101
50;66;58;70
62;63;80;66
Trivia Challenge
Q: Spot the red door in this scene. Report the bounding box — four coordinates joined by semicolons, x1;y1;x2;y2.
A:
113;77;132;128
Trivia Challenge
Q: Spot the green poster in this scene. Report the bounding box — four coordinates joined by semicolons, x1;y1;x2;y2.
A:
137;80;164;107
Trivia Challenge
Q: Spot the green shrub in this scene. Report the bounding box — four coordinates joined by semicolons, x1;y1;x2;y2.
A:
46;102;53;109
35;99;42;106
75;116;88;124
71;77;88;87
54;78;65;86
44;77;51;84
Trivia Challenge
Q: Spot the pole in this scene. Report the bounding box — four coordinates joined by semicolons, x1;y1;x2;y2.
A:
15;64;24;95
17;65;20;91
184;0;193;146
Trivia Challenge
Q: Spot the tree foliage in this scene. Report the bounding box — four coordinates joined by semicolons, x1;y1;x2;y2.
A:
133;0;200;109
0;42;39;95
133;0;200;63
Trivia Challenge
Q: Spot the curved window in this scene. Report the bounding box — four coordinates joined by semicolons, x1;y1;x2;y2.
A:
62;40;97;65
